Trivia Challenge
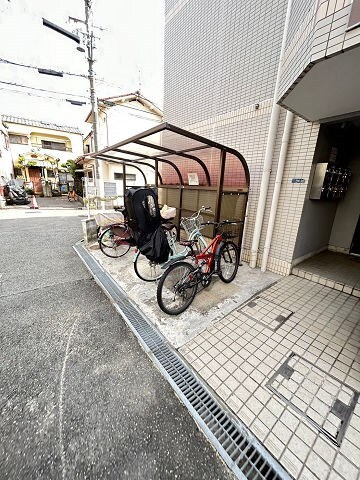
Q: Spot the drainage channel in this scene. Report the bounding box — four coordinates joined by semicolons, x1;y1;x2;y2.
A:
74;242;292;480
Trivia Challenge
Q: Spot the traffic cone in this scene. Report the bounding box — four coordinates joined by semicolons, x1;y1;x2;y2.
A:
29;195;39;209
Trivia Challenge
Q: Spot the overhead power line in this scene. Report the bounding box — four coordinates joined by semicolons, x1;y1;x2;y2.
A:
0;80;88;98
0;60;128;97
0;57;87;78
0;86;89;104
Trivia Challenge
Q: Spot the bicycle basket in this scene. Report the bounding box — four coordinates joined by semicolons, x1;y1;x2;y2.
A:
181;215;204;236
94;211;125;227
216;221;242;239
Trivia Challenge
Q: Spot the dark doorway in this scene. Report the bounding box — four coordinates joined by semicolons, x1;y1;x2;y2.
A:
350;216;360;255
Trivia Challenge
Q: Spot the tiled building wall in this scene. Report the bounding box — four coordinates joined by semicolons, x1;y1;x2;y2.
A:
311;0;353;61
164;0;287;125
164;0;321;274
259;118;320;274
278;0;318;101
279;0;359;104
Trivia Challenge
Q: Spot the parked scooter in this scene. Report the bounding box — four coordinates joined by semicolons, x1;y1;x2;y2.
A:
5;180;30;205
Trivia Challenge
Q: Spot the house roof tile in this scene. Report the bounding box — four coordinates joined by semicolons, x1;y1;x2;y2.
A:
1;114;82;134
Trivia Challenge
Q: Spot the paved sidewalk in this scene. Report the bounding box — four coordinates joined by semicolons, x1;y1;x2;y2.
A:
86;245;360;480
180;276;360;480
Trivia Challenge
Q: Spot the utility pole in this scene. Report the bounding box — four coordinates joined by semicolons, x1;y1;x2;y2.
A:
84;0;99;153
83;0;103;205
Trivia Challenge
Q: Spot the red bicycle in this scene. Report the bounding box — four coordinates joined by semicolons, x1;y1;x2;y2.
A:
156;220;241;315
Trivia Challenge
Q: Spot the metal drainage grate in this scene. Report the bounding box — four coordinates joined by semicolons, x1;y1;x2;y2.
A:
239;297;293;332
74;243;291;480
267;352;359;446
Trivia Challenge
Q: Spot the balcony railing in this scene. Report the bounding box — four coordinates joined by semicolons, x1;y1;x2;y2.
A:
30;142;72;152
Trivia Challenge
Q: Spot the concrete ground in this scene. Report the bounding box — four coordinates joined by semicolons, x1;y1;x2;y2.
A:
90;246;280;347
0;199;234;480
85;221;360;480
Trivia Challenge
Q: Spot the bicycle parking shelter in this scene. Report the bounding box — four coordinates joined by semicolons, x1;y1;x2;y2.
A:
85;122;250;248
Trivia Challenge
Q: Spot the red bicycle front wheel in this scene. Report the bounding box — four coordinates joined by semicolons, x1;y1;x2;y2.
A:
157;261;198;315
217;241;239;283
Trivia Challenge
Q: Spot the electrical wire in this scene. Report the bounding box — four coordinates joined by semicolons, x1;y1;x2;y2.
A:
0;60;157;109
0;57;87;78
0;80;88;98
0;86;89;104
95;77;125;89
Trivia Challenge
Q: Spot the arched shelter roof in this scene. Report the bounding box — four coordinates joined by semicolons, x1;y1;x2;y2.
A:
85;122;250;190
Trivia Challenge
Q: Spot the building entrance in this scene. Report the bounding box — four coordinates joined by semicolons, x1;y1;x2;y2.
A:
350;216;360;255
292;118;360;296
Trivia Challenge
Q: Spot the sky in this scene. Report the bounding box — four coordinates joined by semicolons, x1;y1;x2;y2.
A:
0;0;164;134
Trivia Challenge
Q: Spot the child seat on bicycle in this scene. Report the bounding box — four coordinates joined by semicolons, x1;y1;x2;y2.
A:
125;187;170;263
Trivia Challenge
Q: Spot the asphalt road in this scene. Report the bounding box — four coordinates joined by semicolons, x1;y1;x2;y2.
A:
0;213;234;480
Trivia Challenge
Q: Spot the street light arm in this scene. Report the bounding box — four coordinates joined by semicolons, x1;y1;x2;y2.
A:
42;18;81;44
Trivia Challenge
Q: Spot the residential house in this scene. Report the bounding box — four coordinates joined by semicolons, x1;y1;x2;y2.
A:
80;91;163;204
163;0;360;275
2;115;83;195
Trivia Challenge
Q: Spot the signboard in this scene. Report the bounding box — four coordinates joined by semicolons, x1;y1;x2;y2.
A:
87;185;96;195
188;173;199;185
291;178;305;184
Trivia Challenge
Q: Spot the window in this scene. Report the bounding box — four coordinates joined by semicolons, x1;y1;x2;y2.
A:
114;172;136;185
41;140;67;151
104;181;117;196
9;134;28;145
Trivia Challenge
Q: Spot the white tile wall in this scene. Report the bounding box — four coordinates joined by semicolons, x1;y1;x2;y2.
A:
164;0;324;275
279;0;359;104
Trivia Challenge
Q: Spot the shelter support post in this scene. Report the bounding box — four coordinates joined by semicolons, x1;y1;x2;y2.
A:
178;185;183;236
155;159;159;188
215;150;226;235
122;163;126;204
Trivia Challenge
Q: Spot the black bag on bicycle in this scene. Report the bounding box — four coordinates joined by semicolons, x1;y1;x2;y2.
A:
138;226;170;263
124;187;161;236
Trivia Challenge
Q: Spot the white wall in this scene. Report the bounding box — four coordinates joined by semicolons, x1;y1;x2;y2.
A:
293;181;337;261
0;125;13;179
329;157;360;252
99;101;160;148
97;101;160;186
